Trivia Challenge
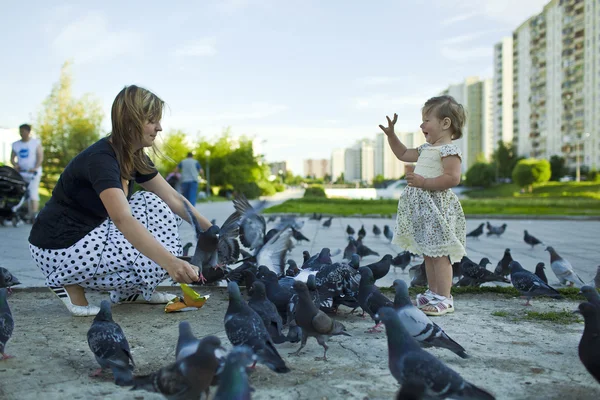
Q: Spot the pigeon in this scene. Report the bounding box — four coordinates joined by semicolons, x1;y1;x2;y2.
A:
494;248;513;278
224;282;290;373
486;222;507;237
213;345;256;400
175;321;200;361
357;267;394;333
0;267;21;294
87;300;135;386
132;335;224;399
545;246;585;287
291;227;310;242
460;257;509;286
285;260;300;277
0;288;14;360
182;199;241;282
392;251;412;272
355;238;380;259
260;272;294;321
534;262;548;284
322;217;333;227
409;262;427;287
182;242;193;257
508;261;562;306
396;382;426;400
358;225;366;239
595;266;600;289
372;224;382;236
383;225;394;242
233;194;266;251
346;225;355;235
579;286;600;307
267;215;277;223
376;307;495;399
314;261;361;313
576;302;600;384
289;280;350;360
392;280;469;359
364;254;393;281
523;230;544;249
466;223;485;239
248;281;288;344
343;238;358;261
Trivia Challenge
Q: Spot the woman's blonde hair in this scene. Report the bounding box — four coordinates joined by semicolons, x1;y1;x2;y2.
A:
422;95;466;140
110;85;164;179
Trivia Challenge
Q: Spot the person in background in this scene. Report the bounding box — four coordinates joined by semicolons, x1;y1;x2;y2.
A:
177;152;203;206
11;123;43;221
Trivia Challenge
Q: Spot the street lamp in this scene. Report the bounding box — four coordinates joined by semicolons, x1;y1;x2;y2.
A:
278;169;284;184
204;150;211;197
564;132;590;182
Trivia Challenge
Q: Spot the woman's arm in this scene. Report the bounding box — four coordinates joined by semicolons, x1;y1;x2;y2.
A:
140;174;212;230
99;188;200;283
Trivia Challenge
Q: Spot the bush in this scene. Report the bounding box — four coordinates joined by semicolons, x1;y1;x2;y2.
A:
273;182;285;192
303;184;327;198
465;162;496;188
235;182;262;199
258;181;277;197
218;185;234;198
512;158;551;192
549;155;566;181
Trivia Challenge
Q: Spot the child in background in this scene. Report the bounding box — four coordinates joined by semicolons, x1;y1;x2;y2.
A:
379;95;467;316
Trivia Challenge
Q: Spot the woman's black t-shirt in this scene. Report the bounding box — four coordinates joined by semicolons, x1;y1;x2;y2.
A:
29;138;158;249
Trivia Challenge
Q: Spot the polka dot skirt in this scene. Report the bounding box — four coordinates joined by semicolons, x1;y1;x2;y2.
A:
29;191;182;303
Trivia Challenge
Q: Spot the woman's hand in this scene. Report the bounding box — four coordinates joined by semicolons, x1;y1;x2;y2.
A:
378;113;398;136
406;172;426;188
164;258;201;283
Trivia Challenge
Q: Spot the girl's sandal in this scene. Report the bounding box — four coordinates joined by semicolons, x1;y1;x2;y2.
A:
422;296;454;316
415;290;434;308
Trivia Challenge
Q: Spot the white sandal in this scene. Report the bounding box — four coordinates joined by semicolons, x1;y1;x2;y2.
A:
416;289;434;309
422;294;454;316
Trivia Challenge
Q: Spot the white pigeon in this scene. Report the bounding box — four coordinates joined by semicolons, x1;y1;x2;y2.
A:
545;246;585;287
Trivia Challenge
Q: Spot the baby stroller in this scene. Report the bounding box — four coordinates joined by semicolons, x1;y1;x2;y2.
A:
0;166;32;227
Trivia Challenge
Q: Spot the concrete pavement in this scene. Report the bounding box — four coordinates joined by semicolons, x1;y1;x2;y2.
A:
2;189;599;288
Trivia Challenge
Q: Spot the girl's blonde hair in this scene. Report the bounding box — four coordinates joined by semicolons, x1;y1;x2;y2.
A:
422;95;466;140
110;85;164;179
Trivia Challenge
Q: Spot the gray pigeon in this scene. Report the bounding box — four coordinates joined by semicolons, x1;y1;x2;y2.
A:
545;246;585;287
132;335;224;399
383;225;394;242
357;267;394;333
289;280;350;361
224;282;290;373
233;194;266;251
392;280;469;359
248;281;288;344
376;307;495;399
0;288;14;360
0;267;20;293
523;230;544;249
175;321;200;362
509;261;562;306
87;300;135;386
396;382;426;400
373;224;382;236
213;346;256;400
579;286;600;307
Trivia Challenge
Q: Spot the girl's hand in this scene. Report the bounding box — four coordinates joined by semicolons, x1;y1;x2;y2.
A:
406;172;425;188
378;113;398;136
165;258;201;283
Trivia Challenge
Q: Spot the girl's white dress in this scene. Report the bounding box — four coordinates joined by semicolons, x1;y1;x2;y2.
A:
392;143;466;264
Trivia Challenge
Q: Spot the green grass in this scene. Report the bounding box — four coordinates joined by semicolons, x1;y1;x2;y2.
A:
491;309;582;325
464;181;600;200
491;311;510;317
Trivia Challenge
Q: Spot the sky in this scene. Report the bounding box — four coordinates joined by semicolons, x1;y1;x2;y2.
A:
0;0;549;174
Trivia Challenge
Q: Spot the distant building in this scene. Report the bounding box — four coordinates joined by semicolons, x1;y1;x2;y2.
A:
492;37;514;149
330;148;345;181
303;159;330;179
268;161;287;176
375;133;404;179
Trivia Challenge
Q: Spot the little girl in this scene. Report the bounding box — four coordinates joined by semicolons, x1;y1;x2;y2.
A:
379;95;467;316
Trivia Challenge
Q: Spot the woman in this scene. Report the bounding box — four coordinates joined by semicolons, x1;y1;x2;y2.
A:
29;85;209;316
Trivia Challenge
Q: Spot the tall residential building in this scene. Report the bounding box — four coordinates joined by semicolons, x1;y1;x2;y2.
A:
342;139;375;183
441;76;493;171
344;147;361;182
492;37;514;148
330;148;345;181
303;159;330;179
512;0;600;169
375;133;404;179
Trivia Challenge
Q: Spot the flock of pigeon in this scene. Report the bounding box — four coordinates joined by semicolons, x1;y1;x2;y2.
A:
1;195;600;399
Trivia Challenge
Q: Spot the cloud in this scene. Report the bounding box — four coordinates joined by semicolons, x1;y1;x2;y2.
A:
441;11;480;26
440;46;493;62
353;94;428;110
355;76;406;86
173;38;217;57
164;102;288;127
439;29;504;45
52;12;142;64
438;0;549;25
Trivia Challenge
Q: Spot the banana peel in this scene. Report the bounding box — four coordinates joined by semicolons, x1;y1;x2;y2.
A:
165;283;210;313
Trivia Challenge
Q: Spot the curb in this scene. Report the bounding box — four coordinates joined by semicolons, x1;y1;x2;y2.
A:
262;212;600;221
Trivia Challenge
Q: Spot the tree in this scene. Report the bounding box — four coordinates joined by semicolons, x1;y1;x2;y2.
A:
492;141;520;180
465;162;496;188
36;61;104;190
334;173;345;184
549;155;566;181
156;129;196;176
512;158;551;192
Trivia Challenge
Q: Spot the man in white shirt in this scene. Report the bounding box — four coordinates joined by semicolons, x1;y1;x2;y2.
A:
10;124;43;220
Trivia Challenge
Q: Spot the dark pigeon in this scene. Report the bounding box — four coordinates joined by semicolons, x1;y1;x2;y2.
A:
396;382;426;400
260;272;294;322
595;266;600;289
576;302;600;384
314;261;361;313
289;281;350;360
357;267;394;333
0;288;14;360
182;242;193;257
392;251;412;272
355;238;380;259
494;248;513;278
0;267;20;295
383;225;394;242
322;217;333;227
285;260;300;277
460;257;509;286
358;225;366;239
392;280;469;359
509;261;562;306
534;262;548;284
524;230;544;249
213;345;256;400
224;282;290;373
175;321;200;361
291;227;310;242
87;300;135;386
372;224;382;236
579;286;600;307
343;238;358;261
248;281;288;344
409;262;427;287
376;307;495;400
346;225;355;236
364;254;393;281
132;335;223;399
486;222;507;237
466;223;484;239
